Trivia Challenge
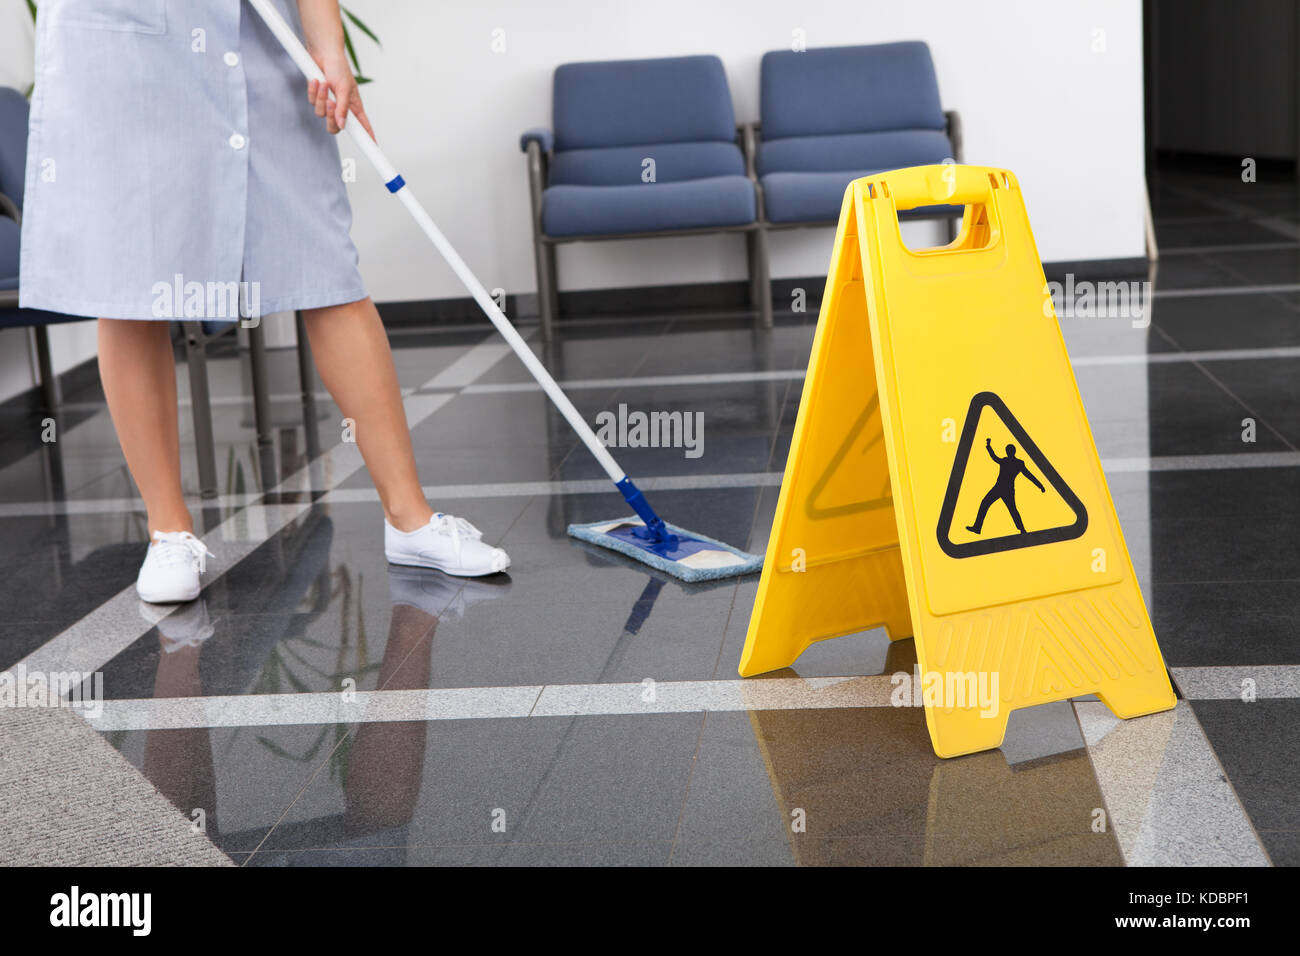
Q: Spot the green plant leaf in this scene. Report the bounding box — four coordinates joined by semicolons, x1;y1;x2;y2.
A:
341;8;381;48
341;20;362;77
339;6;380;85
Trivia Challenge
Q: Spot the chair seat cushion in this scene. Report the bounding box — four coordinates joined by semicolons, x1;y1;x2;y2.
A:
550;141;745;186
758;129;952;176
542;175;756;237
761;170;960;224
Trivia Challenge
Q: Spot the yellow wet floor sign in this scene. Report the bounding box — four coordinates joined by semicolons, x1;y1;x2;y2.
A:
740;164;1175;758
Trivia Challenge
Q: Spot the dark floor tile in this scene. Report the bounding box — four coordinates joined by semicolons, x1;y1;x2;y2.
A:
1255;830;1300;866
1199;356;1300;447
1157;218;1295;250
102;720;341;856
1110;466;1300;523
255;713;703;854
1149;253;1246;291
1141;511;1300;582
1152;580;1300;666
1153;293;1300;351
1075;360;1286;458
1203;247;1300;287
708;704;1122;866
1190;698;1300;865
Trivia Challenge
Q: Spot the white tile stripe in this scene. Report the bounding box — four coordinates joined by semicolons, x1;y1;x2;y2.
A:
1171;665;1300;700
322;470;788;506
1074;700;1270;866
1161;240;1300;256
463;369;805;394
419;342;517;390
61;340;1300;412
84;675;900;731
8;450;1297;521
1152;282;1300;299
0;491;264;519
1100;450;1300;472
78;665;1300;733
1074;346;1300;366
455;344;1300;397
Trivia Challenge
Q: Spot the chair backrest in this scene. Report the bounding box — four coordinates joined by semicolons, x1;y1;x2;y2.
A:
552;55;736;151
0;87;30;209
760;42;944;141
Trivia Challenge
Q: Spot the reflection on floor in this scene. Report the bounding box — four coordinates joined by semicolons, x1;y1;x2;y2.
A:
0;169;1295;865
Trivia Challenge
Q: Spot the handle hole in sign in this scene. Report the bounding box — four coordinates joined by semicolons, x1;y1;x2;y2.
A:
897;202;996;254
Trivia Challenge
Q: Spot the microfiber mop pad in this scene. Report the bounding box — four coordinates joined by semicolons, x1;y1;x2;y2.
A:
567;517;763;583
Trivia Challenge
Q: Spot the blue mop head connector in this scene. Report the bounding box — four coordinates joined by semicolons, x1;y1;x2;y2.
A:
566;478;764;583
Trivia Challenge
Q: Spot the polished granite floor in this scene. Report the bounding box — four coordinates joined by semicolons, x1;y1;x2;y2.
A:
1;168;1297;865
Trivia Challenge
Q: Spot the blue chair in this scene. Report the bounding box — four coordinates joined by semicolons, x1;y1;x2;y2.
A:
754;42;962;229
521;55;768;336
0;85;86;411
0;85;302;499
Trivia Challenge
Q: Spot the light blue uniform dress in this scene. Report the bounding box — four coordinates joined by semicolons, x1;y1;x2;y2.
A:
19;0;367;321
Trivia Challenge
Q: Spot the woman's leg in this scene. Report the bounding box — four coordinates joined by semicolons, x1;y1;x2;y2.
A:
98;319;192;534
302;297;433;531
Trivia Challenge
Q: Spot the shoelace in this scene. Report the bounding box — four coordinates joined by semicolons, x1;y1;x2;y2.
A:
149;530;215;573
431;512;482;557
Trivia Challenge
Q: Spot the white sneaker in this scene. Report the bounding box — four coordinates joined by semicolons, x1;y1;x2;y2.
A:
384;512;510;577
135;531;214;604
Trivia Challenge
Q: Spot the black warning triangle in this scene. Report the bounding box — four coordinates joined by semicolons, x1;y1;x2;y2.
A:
936;391;1087;558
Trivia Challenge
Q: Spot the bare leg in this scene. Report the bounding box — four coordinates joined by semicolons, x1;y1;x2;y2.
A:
97;319;193;534
302;297;432;531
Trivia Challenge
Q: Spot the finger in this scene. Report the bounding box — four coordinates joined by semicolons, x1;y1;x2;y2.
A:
352;101;377;142
335;85;351;132
314;80;330;118
308;78;318;104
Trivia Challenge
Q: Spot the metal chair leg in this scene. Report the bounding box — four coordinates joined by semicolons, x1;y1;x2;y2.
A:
248;322;273;447
295;310;320;464
546;244;560;331
533;236;554;340
247;320;277;490
747;228;773;329
32;326;61;411
183;321;219;499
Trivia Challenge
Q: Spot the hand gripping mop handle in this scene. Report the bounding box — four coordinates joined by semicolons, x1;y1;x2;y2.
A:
245;0;671;540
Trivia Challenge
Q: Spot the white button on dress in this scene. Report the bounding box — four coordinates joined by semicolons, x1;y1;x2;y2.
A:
19;0;367;320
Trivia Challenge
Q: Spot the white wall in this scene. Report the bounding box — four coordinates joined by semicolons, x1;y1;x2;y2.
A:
338;0;1146;303
0;0;1145;401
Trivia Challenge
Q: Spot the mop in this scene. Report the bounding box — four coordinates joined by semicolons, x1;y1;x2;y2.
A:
246;0;761;583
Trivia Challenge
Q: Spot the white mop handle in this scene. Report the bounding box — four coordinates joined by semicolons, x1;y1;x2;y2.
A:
245;0;627;485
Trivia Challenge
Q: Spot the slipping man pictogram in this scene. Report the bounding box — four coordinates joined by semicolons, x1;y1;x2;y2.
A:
965;438;1045;535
